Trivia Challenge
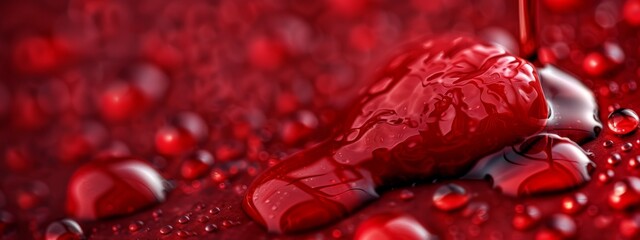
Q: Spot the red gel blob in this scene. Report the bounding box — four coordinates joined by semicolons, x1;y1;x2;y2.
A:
243;36;548;233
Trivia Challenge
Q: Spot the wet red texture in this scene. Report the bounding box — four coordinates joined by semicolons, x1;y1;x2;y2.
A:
1;0;639;239
243;36;548;233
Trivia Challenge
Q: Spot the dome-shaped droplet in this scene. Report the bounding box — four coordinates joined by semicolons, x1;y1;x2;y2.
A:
66;157;167;220
45;219;85;240
608;108;639;135
432;184;470;211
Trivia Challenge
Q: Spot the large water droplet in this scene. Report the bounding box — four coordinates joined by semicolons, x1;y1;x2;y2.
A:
66;157;168;220
465;134;594;196
539;65;602;143
608;108;639;135
45;219;85;240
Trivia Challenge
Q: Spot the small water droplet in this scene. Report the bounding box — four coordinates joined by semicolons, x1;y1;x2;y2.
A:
537;214;576;240
603;140;614;148
432;183;470;212
399;189;415;201
512;205;541;231
597;169;615;184
622;142;634;152
178;215;191;224
608;177;640;211
620;214;640;238
629;156;640;169
197;215;210;223
208;207;221;215
607;153;622;166
205;223;218;233
159;225;173;235
561;192;588;215
608;108;639;135
128;221;143;232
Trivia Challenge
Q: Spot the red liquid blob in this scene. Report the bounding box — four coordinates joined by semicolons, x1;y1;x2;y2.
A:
354;213;436;240
45;219;85;240
243;36;549;233
607;108;639;135
66;157;167;220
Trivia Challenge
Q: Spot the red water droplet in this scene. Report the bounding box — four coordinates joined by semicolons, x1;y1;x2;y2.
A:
537;214;577;240
603;140;614;148
152;209;163;219
159;225;173;235
607;153;622;166
623;0;640;25
465;134;595;196
608;177;640;211
197;215;210;223
128;221;144;232
244;36;549;233
176;230;188;238
178;215;191;224
629;156;640;169
66;157;167;220
622;142;634;152
331;229;343;238
354;213;437;240
45;219;85;240
248;37;288;71
399;189;415;201
180;150;214;180
12;35;69;74
597;169;615;184
99;82;147;122
463;202;490;225
208;207;221;215
155;126;197;156
432;184;470;212
561;192;588;215
608;108;639;135
620;214;640;238
4;146;35;172
582;52;613;77
204;224;218;233
16;181;50;210
513;205;541;231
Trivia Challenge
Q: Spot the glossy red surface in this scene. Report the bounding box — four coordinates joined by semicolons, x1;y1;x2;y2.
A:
1;0;640;239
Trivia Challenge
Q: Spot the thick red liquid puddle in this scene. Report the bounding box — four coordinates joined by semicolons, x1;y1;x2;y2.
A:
243;36;553;233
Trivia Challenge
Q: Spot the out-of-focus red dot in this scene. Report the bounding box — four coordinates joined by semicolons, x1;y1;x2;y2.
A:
624;0;640;26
